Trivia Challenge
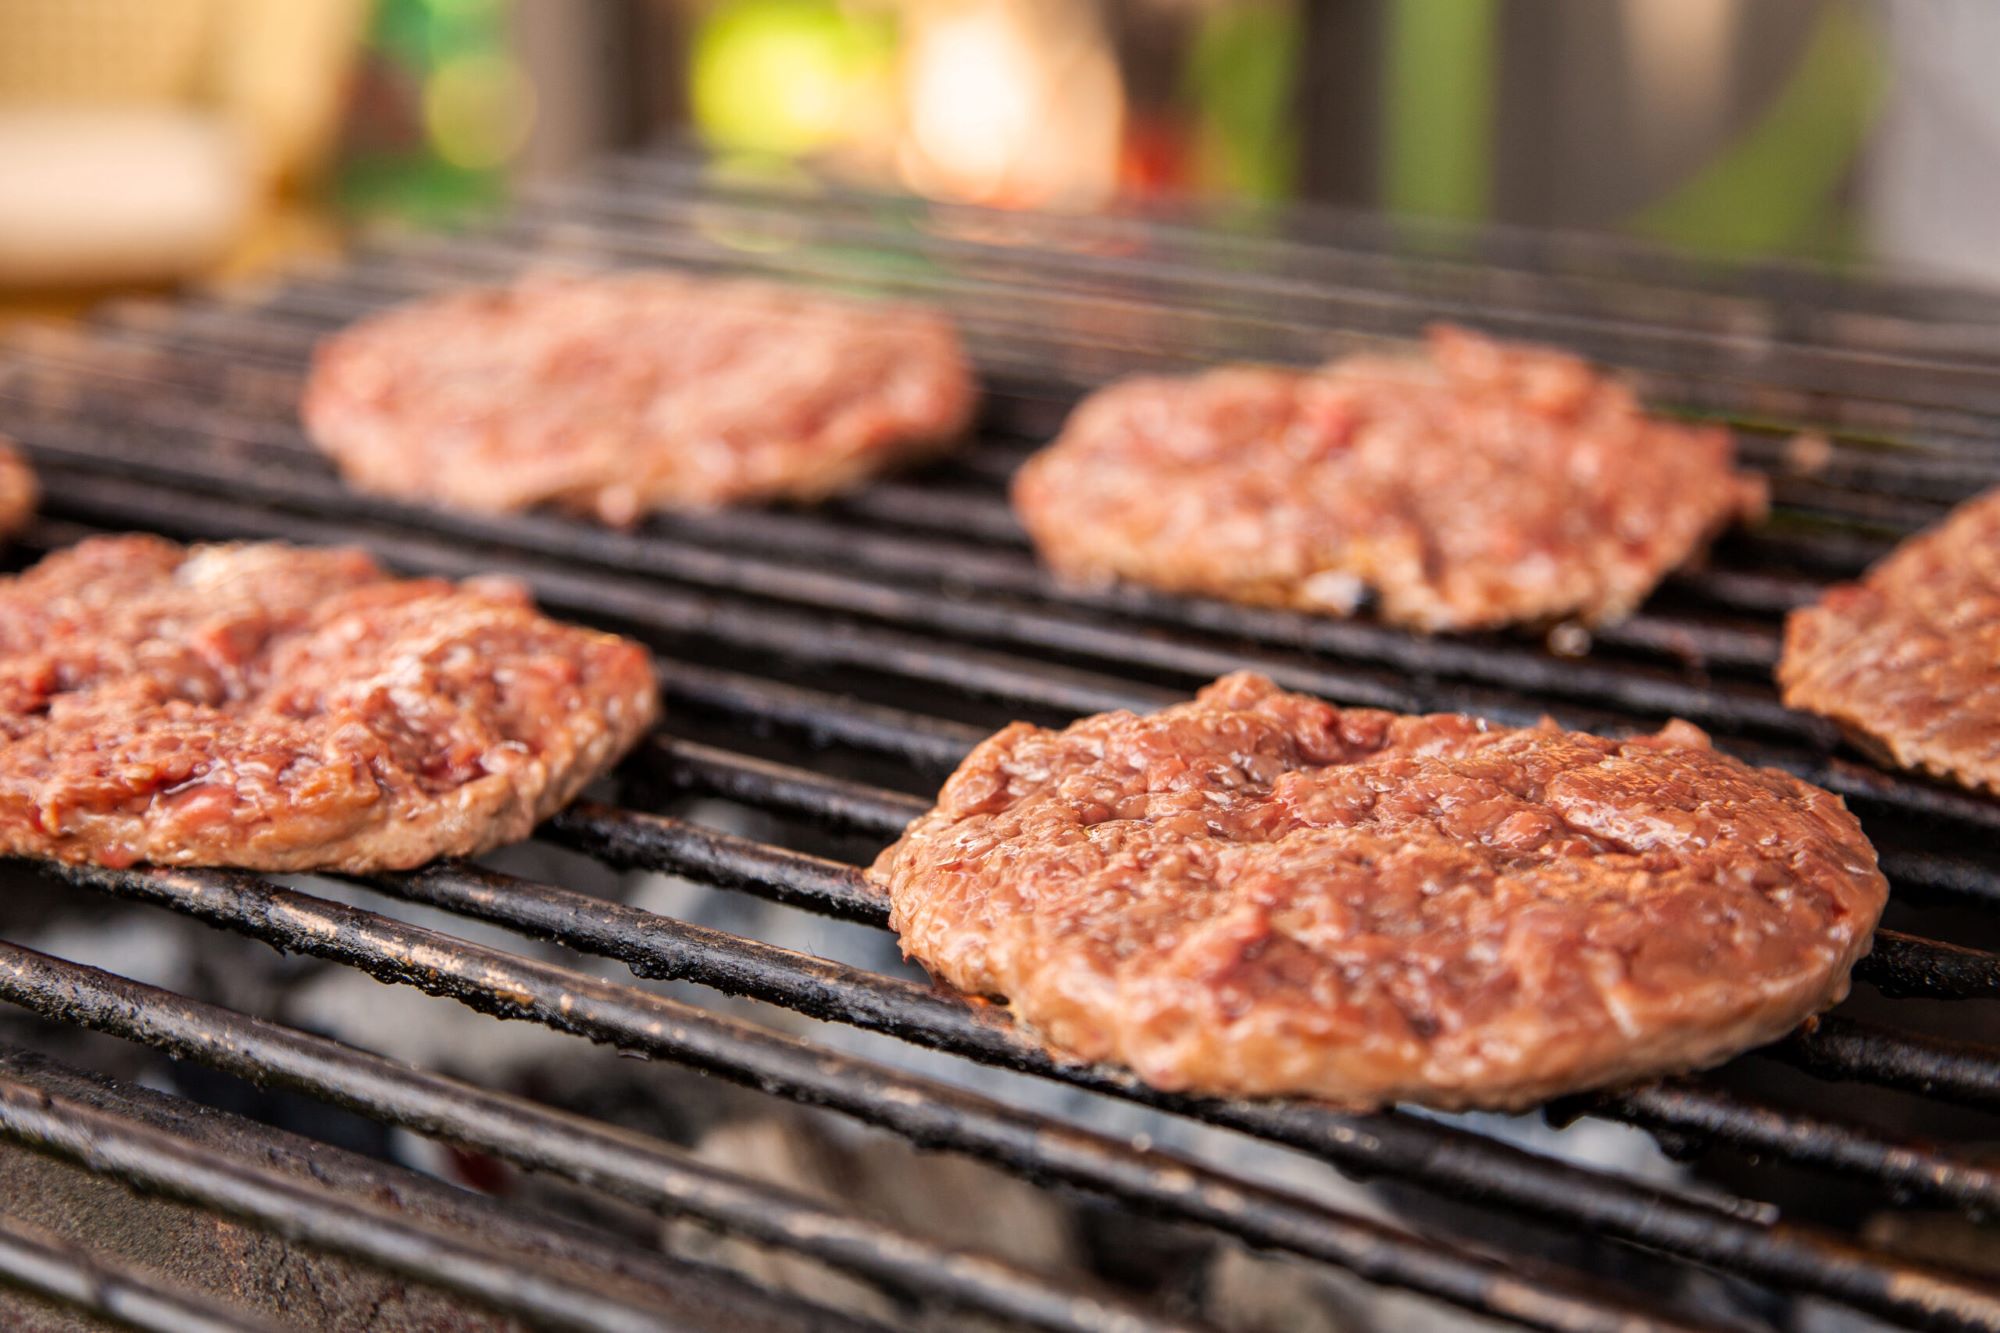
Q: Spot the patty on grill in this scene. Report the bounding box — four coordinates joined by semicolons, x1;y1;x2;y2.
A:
869;672;1884;1109
0;437;37;539
303;272;976;524
1779;487;2000;794
1013;326;1767;632
0;536;657;871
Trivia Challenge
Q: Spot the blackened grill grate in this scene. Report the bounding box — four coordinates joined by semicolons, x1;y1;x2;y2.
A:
1;145;1999;1331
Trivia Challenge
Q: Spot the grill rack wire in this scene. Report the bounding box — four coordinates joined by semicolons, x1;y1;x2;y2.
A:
0;146;1999;1331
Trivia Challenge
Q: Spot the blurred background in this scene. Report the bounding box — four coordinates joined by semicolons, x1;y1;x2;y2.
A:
0;0;1990;309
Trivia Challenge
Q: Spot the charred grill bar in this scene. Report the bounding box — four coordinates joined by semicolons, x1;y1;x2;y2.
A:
0;1207;279;1333
1;146;2000;1330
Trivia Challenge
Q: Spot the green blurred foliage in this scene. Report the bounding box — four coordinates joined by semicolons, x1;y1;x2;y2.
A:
692;0;897;158
334;0;515;223
1634;1;1882;259
1185;3;1301;200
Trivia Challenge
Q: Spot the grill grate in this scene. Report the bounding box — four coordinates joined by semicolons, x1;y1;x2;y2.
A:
0;1206;281;1333
2;144;2000;1331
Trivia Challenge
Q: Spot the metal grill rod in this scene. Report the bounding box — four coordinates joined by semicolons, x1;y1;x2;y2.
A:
25;471;2000;903
0;337;1929;713
31;454;1995;817
600;151;2000;346
29;473;1188;720
0;1055;883;1333
370;842;2000;1222
553;798;2000;1093
0;945;1214;1333
572;503;1788;674
32;468;1997;914
0;376;1869;678
1864;931;2000;999
369;192;2000;444
1662;566;1822;617
0;324;302;416
13;369;1807;682
93;269;2000;517
556;166;1875;350
0;1070;687;1333
0;1212;276;1333
539;181;2000;453
8;294;1956;585
0;942;1701;1333
145;252;2000;500
0;556;1984;1312
302;186;2000;437
48;178;2000;491
637;737;2000;1004
541;797;2000;1203
1787;1017;2000;1114
657;660;987;770
50;861;2000;1331
1;384;1812;702
24;865;1230;1333
1599;1082;2000;1216
530;170;2000;418
89;210;2000;477
651;736;932;831
193;253;1228;404
360;832;2000;1320
572;164;1811;334
38;861;1783;1332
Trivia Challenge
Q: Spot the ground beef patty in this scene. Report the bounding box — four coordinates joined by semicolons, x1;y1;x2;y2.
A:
1013;326;1767;632
1780;487;2000;794
0;438;37;539
304;272;975;524
869;672;1884;1109
0;536;657;871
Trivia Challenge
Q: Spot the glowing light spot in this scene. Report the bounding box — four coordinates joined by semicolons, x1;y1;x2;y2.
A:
905;9;1039;192
424;52;534;171
895;0;1122;209
692;1;884;157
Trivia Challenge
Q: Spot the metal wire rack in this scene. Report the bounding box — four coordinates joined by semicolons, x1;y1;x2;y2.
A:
1;145;1999;1331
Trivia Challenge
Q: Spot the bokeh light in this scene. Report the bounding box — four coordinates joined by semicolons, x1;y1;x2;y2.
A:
423;49;534;171
895;1;1123;209
692;0;891;158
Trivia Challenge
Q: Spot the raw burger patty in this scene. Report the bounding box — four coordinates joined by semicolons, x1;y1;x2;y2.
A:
304;271;976;523
0;535;657;871
1013;325;1767;632
0;437;37;538
869;672;1885;1109
1780;486;2000;794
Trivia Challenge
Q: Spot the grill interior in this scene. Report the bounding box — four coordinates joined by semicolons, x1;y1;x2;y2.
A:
1;146;1999;1332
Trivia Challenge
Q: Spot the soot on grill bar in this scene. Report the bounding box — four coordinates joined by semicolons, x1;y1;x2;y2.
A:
0;850;1893;1333
0;809;1988;1333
